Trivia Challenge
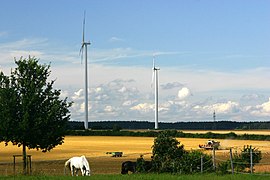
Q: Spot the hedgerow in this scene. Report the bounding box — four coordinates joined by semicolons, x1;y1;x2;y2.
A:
66;129;270;141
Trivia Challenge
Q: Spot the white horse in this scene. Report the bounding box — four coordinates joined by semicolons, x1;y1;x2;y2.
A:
64;155;91;176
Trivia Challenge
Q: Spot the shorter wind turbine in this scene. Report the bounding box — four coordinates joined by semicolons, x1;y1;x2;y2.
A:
79;11;91;130
151;56;160;130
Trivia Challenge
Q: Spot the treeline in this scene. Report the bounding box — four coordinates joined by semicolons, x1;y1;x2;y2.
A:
66;129;270;141
67;120;270;130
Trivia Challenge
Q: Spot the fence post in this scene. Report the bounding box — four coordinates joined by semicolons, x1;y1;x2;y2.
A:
13;155;16;175
250;145;253;174
212;147;216;171
28;155;32;175
229;148;234;174
201;155;203;173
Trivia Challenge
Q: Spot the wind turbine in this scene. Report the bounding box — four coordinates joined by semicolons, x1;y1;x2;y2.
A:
79;11;91;130
151;56;160;130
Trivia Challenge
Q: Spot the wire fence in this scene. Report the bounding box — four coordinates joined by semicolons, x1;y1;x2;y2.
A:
213;147;270;175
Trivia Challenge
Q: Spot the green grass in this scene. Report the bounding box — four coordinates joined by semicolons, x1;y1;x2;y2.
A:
1;174;270;180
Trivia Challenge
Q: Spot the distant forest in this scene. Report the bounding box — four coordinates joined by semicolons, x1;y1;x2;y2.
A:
67;121;270;130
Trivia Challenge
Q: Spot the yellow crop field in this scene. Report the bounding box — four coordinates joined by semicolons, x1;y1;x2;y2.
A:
0;135;270;175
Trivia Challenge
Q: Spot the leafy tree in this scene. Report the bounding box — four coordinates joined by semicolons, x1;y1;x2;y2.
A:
151;130;186;173
0;57;72;174
149;131;214;174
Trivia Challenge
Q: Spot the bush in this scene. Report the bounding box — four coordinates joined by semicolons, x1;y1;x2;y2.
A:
233;145;262;172
180;150;213;174
150;130;213;174
151;130;186;173
217;161;230;175
217;145;262;174
136;155;152;173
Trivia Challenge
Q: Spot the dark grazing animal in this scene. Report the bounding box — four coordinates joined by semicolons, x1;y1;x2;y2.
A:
121;160;152;174
121;161;137;174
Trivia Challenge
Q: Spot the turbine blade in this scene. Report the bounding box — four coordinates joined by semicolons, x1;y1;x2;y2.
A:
79;46;84;64
152;55;155;69
82;11;86;43
151;71;154;88
151;55;156;88
79;45;83;55
157;70;160;88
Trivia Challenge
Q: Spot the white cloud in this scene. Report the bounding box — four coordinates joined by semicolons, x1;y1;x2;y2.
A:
122;100;137;106
2;38;270;122
10;50;43;59
193;101;240;114
62;79;270;122
250;98;270;117
178;87;192;100
118;86;127;93
0;38;48;50
60;90;69;99
162;67;270;94
109;37;125;42
161;82;183;90
130;103;154;112
74;89;84;97
104;105;114;112
213;101;240;114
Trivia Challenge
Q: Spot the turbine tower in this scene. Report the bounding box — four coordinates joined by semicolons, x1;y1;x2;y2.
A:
151;56;160;130
79;11;91;130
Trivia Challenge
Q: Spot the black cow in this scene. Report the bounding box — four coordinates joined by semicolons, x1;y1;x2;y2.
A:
121;161;136;174
121;160;152;174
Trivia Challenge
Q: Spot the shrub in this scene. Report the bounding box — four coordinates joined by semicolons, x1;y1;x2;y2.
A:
136;155;152;173
233;145;262;172
217;161;231;175
177;150;212;174
150;130;213;174
151;130;186;173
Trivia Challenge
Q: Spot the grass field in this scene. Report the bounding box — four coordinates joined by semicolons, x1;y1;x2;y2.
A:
0;132;270;176
1;174;270;180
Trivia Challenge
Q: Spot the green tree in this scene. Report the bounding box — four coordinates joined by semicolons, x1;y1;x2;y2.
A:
0;57;72;174
151;130;186;173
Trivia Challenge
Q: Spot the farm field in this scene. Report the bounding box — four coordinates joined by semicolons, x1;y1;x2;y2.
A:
0;134;270;175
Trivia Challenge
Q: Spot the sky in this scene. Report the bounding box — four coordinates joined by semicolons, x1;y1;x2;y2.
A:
0;0;270;123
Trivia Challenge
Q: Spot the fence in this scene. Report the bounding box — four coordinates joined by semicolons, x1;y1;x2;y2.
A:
212;146;270;175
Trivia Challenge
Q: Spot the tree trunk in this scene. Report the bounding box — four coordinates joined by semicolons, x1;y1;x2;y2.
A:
22;143;27;175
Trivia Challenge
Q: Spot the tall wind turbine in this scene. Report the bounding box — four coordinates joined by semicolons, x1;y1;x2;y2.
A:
79;11;91;130
151;56;160;130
